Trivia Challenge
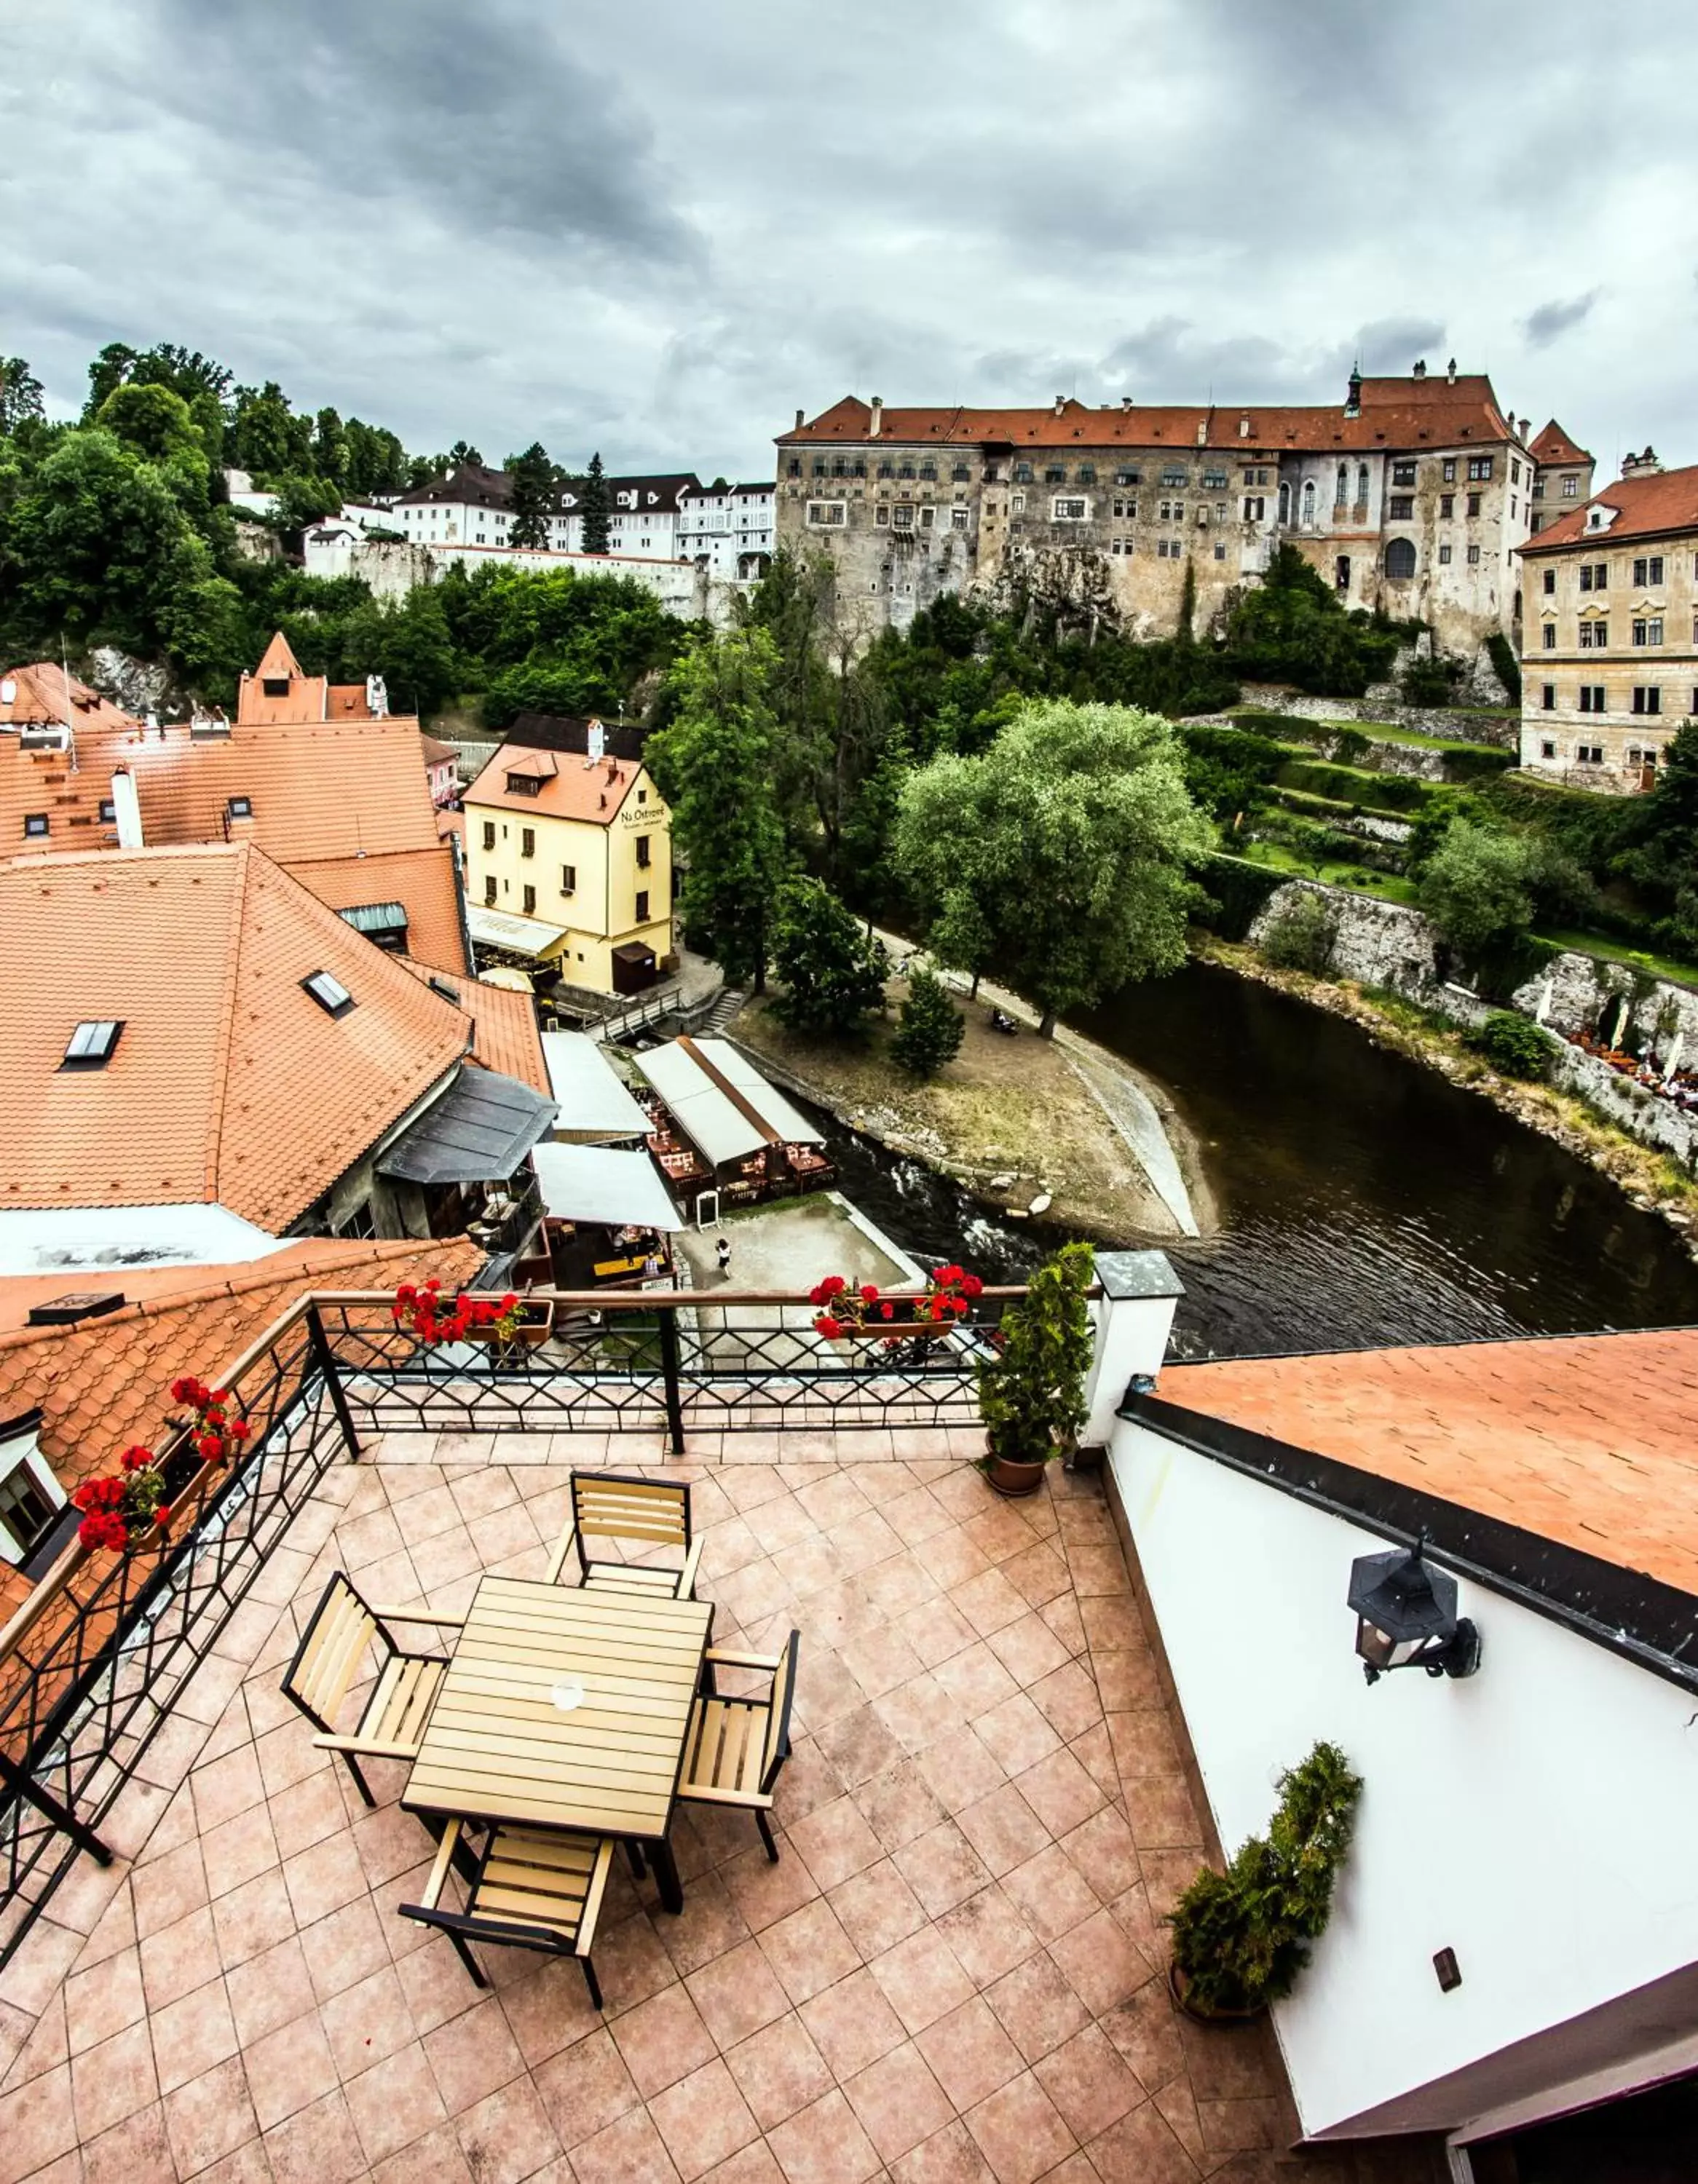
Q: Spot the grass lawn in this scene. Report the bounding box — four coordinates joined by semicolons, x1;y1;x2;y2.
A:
1536;928;1698;992
1236;841;1419;905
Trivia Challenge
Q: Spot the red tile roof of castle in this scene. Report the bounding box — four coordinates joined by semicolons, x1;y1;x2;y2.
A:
779;373;1521;454
1160;1327;1698;1595
0;843;469;1231
1530;420;1592;467
0;664;135;736
1517;463;1698;555
0;1235;482;1621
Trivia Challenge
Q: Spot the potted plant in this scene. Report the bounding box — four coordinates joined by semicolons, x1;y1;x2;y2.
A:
1166;1741;1362;2022
974;1240;1094;1497
392;1282;552;1356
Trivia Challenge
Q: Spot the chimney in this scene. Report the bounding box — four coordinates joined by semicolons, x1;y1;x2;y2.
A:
1412;359;1427;379
794;408;805;432
1121;395;1133;410
869;397;883;439
111;769;143;849
1238;416;1251;438
1447;357;1457;384
1054;395;1066;417
1195;417;1207;446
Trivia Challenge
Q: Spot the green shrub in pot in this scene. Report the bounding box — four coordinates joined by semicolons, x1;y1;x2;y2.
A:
975;1241;1094;1489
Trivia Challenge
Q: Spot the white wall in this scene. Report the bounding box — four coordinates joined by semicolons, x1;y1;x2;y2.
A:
1108;1417;1698;2141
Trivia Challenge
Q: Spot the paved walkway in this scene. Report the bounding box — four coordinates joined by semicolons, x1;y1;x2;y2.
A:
0;1431;1442;2183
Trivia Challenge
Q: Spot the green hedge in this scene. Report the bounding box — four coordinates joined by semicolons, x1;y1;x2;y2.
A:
1440;745;1516;783
1274;758;1432;812
1193;852;1287;940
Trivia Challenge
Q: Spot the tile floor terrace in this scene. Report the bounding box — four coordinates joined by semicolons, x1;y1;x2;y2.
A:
0;1427;1442;2184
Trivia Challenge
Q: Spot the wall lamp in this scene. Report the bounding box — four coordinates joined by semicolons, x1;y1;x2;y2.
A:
1348;1534;1480;1685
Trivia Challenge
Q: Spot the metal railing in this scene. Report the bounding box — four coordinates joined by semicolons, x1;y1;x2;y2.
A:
0;1280;1030;1967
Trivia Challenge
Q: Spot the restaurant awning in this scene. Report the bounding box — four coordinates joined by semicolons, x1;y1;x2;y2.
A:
531;1143;682;1232
467;905;569;959
542;1032;651;1140
376;1068;558;1186
633;1035;825;1168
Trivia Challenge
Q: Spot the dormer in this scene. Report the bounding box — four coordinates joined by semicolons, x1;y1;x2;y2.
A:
1586;504;1617;533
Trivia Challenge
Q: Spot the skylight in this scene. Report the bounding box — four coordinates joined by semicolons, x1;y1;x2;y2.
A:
228;795;253;818
301;971;355;1018
62;1020;124;1069
427;976;461;1003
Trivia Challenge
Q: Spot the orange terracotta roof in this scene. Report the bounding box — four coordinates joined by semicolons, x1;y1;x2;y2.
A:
465;744;643;826
779;376;1519;454
1160;1328;1698;1595
0;665;137;736
1517;463;1698;555
0;1235;481;1620
301;847;468;976
238;633;329;724
0;843;469;1230
1531;419;1591;467
421;733;458;766
327;684;376;719
399;960;549;1094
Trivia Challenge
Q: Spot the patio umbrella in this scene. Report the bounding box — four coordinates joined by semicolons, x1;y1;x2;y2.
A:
1665;1031;1684;1079
1535;978;1554;1026
1609;996;1630;1049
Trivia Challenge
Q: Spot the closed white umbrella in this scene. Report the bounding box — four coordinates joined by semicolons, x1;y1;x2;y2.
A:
1536;978;1554;1026
1664;1030;1684;1079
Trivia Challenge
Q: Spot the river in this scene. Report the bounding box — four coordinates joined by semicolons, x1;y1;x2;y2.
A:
808;957;1698;1361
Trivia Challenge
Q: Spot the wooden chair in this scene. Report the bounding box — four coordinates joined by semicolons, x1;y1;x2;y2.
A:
545;1471;703;1600
679;1631;799;1861
281;1572;463;1805
400;1820;614;2006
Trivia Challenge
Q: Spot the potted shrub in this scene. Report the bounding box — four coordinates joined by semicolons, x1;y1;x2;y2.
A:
1166;1741;1363;2022
974;1240;1094;1497
392;1281;552;1356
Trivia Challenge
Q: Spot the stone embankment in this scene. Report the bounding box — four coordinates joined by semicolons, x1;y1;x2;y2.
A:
1235;681;1517;746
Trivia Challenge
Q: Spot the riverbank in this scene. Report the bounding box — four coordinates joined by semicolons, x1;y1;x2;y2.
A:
1194;935;1698;1251
730;976;1212;1246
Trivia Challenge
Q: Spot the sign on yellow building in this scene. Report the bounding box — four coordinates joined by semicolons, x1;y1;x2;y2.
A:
462;718;673;995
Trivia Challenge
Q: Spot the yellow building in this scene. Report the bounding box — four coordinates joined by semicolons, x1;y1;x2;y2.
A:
462;717;673;995
1519;454;1698;794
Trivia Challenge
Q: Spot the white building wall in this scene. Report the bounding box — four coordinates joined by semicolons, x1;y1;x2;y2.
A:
1107;1416;1698;2143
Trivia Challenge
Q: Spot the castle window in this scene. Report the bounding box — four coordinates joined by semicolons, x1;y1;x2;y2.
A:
918;462;936;480
1632;555;1665;587
1391;460;1417;486
1300;480;1316;524
1439;544;1452;563
1467;493;1482;517
1385;537;1418;579
1115;467;1140;486
1632;619;1664;648
1161;466;1188;487
1013;462;1033;483
898;462;915;479
877;461;893;479
892;505;915;528
874;505;891;527
1201;469;1227;489
1542;568;1556;595
1077;465;1097;484
1467;544;1481;564
1561;475;1578;497
1467;455;1493;480
1542;625;1556;649
1442;458;1457;483
950;505;969;530
1579;620;1608;648
1052;497;1087;521
1044;466;1065;484
1632;687;1662;715
1389;496;1413;521
1440;494;1454;518
805;501;847;527
1542;685;1556;711
1335;463;1349;506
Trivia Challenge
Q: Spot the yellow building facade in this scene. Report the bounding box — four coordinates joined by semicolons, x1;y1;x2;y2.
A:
462;722;673;994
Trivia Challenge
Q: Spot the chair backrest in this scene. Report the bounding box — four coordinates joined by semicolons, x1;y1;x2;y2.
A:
762;1631;801;1792
282;1571;382;1733
571;1471;690;1552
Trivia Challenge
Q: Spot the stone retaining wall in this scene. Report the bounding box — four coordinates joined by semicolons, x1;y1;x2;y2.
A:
1548;1042;1698;1163
1237;684;1517;748
1512;951;1698;1056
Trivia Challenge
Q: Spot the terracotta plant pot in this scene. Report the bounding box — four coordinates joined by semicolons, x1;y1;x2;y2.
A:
983;1447;1049;1498
1166;1961;1265;2025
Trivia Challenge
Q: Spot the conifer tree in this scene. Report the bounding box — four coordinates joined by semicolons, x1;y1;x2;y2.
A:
580;452;612;555
891;966;964;1077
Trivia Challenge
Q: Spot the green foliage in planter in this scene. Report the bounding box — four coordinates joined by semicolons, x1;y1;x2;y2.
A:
1472;1010;1552;1080
1401;652;1464;706
976;1241;1094;1468
1168;1741;1363;2016
1258;888;1338;975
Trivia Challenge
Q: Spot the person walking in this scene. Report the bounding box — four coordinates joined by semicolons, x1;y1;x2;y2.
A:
715;1235;731;1277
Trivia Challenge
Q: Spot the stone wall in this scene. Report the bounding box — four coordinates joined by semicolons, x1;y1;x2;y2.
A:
1249;880;1439;992
1547;1042;1698;1163
1511;951;1698;1054
1236;684;1517;748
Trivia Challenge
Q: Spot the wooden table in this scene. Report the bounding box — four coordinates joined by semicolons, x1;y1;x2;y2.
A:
402;1575;713;1912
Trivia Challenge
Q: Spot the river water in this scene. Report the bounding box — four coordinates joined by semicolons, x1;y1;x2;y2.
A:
810;958;1698;1362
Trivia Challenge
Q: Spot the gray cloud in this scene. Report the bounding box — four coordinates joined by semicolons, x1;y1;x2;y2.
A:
1522;291;1600;348
0;0;1691;477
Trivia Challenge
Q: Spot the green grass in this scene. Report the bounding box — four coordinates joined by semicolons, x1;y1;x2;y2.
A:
1320;719;1512;757
1536;928;1698;992
1274;786;1417;828
1236;841;1419;906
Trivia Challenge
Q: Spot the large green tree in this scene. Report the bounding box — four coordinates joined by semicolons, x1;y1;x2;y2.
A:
0;357;44;438
578;452;612;555
1415;819;1536;959
506;442;556;549
895;698;1212;1035
646;629;792;991
769;877;889;1037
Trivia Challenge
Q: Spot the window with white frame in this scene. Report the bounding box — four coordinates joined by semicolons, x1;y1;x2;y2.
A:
0;1416;64;1567
892;505;915;529
1052;497;1087;521
1632;618;1664;647
950;506;968;531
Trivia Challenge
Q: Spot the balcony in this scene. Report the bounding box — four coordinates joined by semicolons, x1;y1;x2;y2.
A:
0;1288;1427;2183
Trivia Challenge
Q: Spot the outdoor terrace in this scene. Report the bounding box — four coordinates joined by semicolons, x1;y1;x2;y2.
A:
0;1293;1440;2184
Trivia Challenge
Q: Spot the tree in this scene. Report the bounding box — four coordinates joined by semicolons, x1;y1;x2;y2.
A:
506;442;555;549
0;357;44;437
928;886;995;998
95;384;206;468
1415;819;1535;959
312;406;347;486
646;629;791;990
896;699;1212;1037
891;966;964;1077
579;452;612;555
770;877;889;1038
448;439;484;468
1224;545;1401;697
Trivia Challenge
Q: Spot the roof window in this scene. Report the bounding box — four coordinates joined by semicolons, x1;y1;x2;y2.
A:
227;795;253;818
261;676;289;697
23;814;47;839
63;1020;124;1069
427;975;461;1004
301;971;355;1018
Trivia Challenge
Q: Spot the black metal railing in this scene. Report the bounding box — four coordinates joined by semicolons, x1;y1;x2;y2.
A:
0;1304;357;1970
0;1280;1030;1967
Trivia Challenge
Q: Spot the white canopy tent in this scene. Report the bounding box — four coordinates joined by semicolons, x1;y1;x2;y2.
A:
633;1036;824;1168
541;1032;650;1142
529;1143;682;1233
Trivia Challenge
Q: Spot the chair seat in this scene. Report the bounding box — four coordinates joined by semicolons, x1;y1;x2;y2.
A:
473;1828;612;1952
583;1559;687;1599
680;1693;772;1805
358;1653;446;1749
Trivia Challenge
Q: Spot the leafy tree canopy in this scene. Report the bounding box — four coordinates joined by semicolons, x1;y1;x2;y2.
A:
1415;819;1536;959
769;877;889;1038
0;357;45;438
891;965;964;1077
896;698;1212;1034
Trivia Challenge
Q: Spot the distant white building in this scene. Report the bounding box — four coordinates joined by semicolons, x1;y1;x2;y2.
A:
677;482;777;579
389;464;701;561
222;467;280;518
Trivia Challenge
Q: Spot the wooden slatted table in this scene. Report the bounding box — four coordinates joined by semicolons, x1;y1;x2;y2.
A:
402;1575;713;1912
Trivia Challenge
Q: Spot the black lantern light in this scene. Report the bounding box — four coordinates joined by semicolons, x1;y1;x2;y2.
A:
1347;1535;1480;1684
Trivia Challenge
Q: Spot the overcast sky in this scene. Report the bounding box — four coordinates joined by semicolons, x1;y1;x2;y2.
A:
5;0;1694;483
